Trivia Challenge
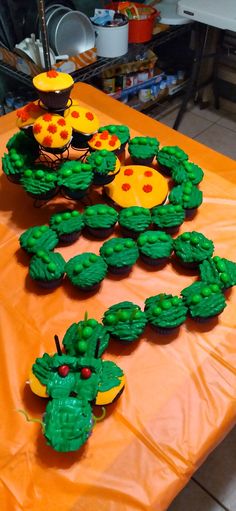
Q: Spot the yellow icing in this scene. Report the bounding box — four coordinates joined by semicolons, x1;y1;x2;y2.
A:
33;71;74;92
16;101;45;128
29;368;48;398
95;375;125;405
88;131;121;152
33;113;72;148
105;165;168;208
64;105;100;134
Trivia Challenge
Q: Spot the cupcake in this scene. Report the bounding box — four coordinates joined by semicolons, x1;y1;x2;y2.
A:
169;181;203;217
32;113;72;154
151;204;185;234
66;252;107;291
137;230;173;266
99;237;139;274
144;293;187;334
157;145;188;176
173;231;214;268
88;130;121;154
49;209;84;244
118;206;152;238
199;256;236;290
171;160;204;185
181;281;226;321
128;136;159;166
32;70;74;110
102;301;147;342
29;249;65;289
21;166;58;200
98;124;130;153
19;225;58;254
6;130;39;160
2;152;27;184
64;105;99;149
63;317;110;357
57;161;93;200
16;101;45;137
83;204;118;238
86;149;121;185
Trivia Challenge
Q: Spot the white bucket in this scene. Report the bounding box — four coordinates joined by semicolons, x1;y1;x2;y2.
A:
93;21;128;58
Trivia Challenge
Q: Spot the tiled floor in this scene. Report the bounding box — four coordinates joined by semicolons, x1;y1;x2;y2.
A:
152;99;236;510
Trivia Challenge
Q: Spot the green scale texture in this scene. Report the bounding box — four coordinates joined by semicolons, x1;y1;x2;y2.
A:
84;204;118;229
86;149;117;176
29;250;65;282
20;166;57;195
181;280;226;318
151;204;185;229
2;152;28;177
66;252;107;288
57;161;93;190
118;206;151;233
199;256;236;289
137;230;173;259
99;124;130;145
19;225;58;254
6;130;39;159
157;145;188;170
102;301;147;342
49;209;84;236
169;182;203;209
63;318;110;358
100;237;139;268
171;160;204;185
128;136;159;159
173;231;214;264
144;293;187;328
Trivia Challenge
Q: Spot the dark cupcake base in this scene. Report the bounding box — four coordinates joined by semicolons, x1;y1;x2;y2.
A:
75;282;101;292
71;132;94;150
27;186;59;201
19;125;34;139
153;224;181;235
157;164;172;176
59;231;82;244
92;171;118;186
37;86;73;111
174;256;200;270
86;226;115;239
107;265;132;275
189;313;220;323
149;323;180;335
184;208;198;219
140;253;169;266
60;186;89;201
131;156;154;166
120;226;143;239
5;174;22;184
34;276;64;289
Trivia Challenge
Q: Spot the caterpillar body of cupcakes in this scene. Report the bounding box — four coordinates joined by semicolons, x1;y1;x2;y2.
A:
118;206;152;238
173;231;214;268
100;237;139;275
84;204;118;238
66;252;107;291
57;161;93;200
86;149;120;185
102;301;147;342
181;281;227;321
63;318;110;358
19;225;58;254
20;166;58;200
172;160;204;185
128;136;159;166
144;293;187;334
49;210;84;244
199;256;236;290
29;250;66;289
137;230;173;266
151;204;185;234
157;145;188;176
169;181;203;217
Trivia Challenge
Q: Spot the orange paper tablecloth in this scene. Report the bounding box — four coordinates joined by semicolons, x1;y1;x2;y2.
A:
0;84;236;511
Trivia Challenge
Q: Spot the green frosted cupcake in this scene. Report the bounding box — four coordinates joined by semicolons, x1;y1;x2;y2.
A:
137;230;173;266
49;209;84;244
199;256;236;290
171;160;204;185
2;152;27;184
144;293;187;333
151;204;185;234
102;301;147;342
99;124;130;153
84;204;118;238
100;237;139;274
86;149;120;185
118;206;152;238
57;161;93;200
169;181;203;217
181;280;226;321
6;130;39;158
19;225;58;254
63;317;110;357
173;231;214;268
157;145;188;176
21;166;58;200
29;249;65;289
66;252;107;291
128;136;159;165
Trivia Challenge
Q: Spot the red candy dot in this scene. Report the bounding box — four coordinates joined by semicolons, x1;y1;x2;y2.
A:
42;135;53;147
43;113;52;122
122;183;131;191
47;123;57;134
95;141;102;147
144;170;153;177
81;367;92;379
111;135;118;141
109;140;116;147
57;118;66;126
124;168;133;176
17;108;29;122
60;130;69;140
86;112;94;120
58;365;70;377
47;70;58;78
71;110;80;118
33;123;42;134
100;131;109;140
143;184;153;193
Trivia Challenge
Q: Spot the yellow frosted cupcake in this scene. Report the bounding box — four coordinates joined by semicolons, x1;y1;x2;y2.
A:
88;130;121;154
16;101;45;136
33;70;74;110
33;113;72;153
64;105;100;148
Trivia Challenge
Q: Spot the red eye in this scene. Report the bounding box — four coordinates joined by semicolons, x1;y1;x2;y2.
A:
58;365;70;377
81;368;92;379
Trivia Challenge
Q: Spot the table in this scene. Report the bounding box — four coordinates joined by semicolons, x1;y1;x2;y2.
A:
0;83;236;511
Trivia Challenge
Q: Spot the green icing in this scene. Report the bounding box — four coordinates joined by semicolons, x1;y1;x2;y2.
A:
157;146;188;170
63;318;110;357
49;210;84;236
172;161;204;185
128;136;159;159
99;360;124;391
169;182;203;209
118;206;151;233
20;166;57;195
86;149;117;175
199;256;236;289
66;252;107;288
151;204;185;228
137;230;173;259
102;301;147;341
144;293;187;328
57;161;93;190
173;231;214;263
6;130;39;160
44;397;93;452
181;280;226;318
29;251;65;281
2;152;28;177
99;124;130;145
99;237;139;268
19;225;58;254
84;204;118;228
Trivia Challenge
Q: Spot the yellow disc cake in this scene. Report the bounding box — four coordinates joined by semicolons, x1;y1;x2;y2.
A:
64;105;99;135
33;113;72;149
16;101;45;128
88;130;121;152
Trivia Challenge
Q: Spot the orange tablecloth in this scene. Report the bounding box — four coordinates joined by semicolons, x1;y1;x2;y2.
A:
0;83;236;511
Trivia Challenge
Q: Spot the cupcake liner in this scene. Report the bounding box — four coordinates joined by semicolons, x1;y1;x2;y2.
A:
27;186;59;201
5;174;22;184
158;164;172;176
190;314;219;323
149;323;180;335
71;132;93;149
140;253;169;266
33;277;64;289
92;172;118;186
174;256;200;270
59;231;82;244
131;156;154;166
86;226;115;239
74;282;101;293
37;86;73;111
107;265;132;275
153;224;181;235
120;226;142;239
184;207;198;219
60;186;89;201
